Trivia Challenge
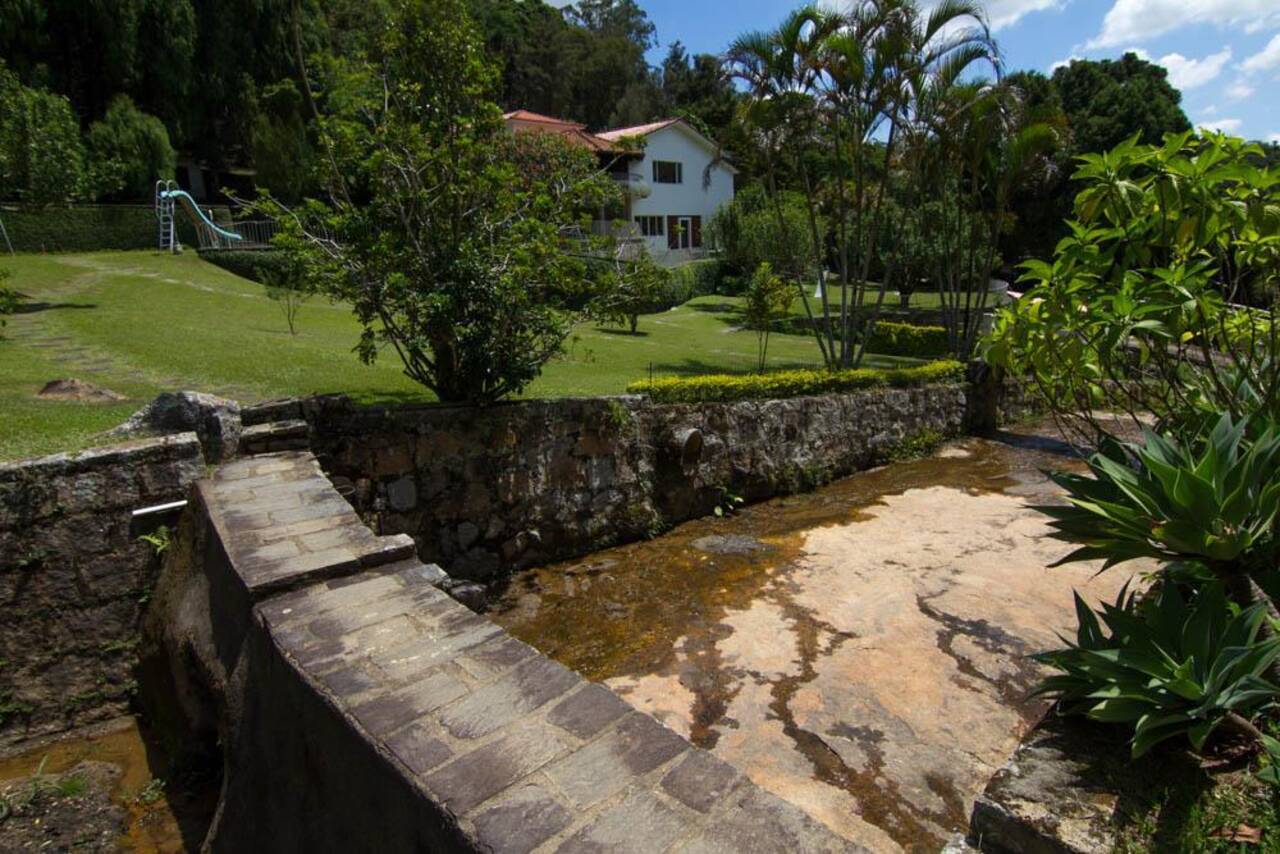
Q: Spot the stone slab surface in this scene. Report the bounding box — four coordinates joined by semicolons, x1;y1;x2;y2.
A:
202;452;415;599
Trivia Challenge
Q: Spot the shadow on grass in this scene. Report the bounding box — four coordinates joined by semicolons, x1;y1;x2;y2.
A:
646;358;827;378
14;301;98;314
593;327;650;338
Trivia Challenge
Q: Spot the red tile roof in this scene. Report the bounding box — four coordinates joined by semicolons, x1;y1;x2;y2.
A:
503;110;635;154
596;119;681;141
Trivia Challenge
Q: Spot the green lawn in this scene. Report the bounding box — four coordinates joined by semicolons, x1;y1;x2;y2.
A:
787;282;1011;317
0;251;916;461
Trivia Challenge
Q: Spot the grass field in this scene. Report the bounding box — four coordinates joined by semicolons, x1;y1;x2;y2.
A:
0;251;918;461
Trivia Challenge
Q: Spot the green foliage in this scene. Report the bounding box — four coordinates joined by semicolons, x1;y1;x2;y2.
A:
263;0;618;405
197;249;291;284
85;95;176;200
0;204;205;252
709;185;818;287
985;132;1280;433
590;254;672;334
668;259;725;300
886;428;945;463
250;80;316;203
1035;583;1280;759
742;262;794;371
0;61;87;202
626;359;964;404
867;321;950;359
1051;52;1192;157
0;269;19;336
137;525;171;555
1040;413;1280;578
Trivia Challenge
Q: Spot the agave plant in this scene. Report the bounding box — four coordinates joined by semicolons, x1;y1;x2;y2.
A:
1036;583;1280;758
1039;412;1280;612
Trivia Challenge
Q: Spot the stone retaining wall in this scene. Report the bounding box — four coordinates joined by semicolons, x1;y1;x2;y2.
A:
300;384;973;580
0;436;204;746
166;452;859;852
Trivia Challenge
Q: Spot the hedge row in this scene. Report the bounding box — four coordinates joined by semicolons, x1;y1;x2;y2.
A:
0;204;226;253
776;316;951;358
868;320;950;358
198;248;290;284
626;359;965;404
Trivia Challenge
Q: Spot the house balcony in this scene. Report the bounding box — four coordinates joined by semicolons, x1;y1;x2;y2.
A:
611;172;651;199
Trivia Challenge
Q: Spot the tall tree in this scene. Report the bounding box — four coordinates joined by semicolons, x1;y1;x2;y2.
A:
1051;52;1191;156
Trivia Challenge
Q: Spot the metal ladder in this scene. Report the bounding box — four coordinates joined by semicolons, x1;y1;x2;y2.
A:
155;180;178;253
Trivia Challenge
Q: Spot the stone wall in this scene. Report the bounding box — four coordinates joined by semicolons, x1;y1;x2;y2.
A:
164;451;857;852
0;436;205;746
302;384;970;580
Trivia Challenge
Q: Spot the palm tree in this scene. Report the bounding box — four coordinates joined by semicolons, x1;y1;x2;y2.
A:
728;0;1000;369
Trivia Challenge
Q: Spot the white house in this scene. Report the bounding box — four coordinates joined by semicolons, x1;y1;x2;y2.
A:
504;111;737;266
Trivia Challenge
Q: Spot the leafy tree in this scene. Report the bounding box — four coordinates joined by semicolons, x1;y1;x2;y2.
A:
742;262;795;371
661;42;739;143
709;185;819;291
590;254;671;334
728;0;998;369
985;132;1280;440
1051;53;1191;157
249;80;316;203
86;95;176;200
563;0;658;129
0;62;87;202
263;0;617;405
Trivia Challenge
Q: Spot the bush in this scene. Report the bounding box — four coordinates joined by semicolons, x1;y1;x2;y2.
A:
0;62;87;203
86;95;177;201
666;258;724;304
868;321;950;358
198;249;291;284
1036;582;1280;759
626;359;964;403
776;317;951;358
0;204;210;252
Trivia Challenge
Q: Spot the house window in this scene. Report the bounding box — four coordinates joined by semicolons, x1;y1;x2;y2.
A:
635;215;665;237
652;161;683;184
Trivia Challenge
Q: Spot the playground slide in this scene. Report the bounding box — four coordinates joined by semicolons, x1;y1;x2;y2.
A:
162;188;242;242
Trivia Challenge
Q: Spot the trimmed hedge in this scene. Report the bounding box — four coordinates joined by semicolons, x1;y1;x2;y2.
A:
0;204;218;252
626;359;965;404
198;248;289;284
868;320;950;358
777;316;951;358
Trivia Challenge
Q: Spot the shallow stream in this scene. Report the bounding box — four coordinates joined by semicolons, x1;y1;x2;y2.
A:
491;425;1136;852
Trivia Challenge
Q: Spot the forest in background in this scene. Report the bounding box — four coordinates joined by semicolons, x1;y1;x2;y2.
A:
1;0;1276;264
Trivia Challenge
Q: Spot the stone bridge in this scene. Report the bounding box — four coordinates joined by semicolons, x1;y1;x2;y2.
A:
160;450;863;852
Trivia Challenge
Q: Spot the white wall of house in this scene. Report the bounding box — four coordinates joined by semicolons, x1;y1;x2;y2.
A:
624;123;735;266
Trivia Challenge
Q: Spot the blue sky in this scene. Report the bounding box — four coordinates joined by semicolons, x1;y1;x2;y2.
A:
608;0;1279;142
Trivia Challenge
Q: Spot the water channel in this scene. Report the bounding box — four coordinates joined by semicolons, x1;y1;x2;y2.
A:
490;424;1138;852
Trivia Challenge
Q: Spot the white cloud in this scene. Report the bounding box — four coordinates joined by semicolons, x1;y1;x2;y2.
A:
1225;78;1256;99
1048;54;1083;72
1269;133;1280;143
1198;117;1243;132
1152;47;1232;89
982;0;1065;30
1242;33;1280;74
1086;0;1280;49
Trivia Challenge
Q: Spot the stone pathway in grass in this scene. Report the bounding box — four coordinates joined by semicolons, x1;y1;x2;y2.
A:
6;257;262;405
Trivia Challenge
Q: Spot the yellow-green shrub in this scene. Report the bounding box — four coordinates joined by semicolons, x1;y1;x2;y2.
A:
626;359;965;403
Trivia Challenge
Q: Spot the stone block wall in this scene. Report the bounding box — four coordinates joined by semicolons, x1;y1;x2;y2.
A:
304;385;970;580
173;451;857;852
0;435;205;746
